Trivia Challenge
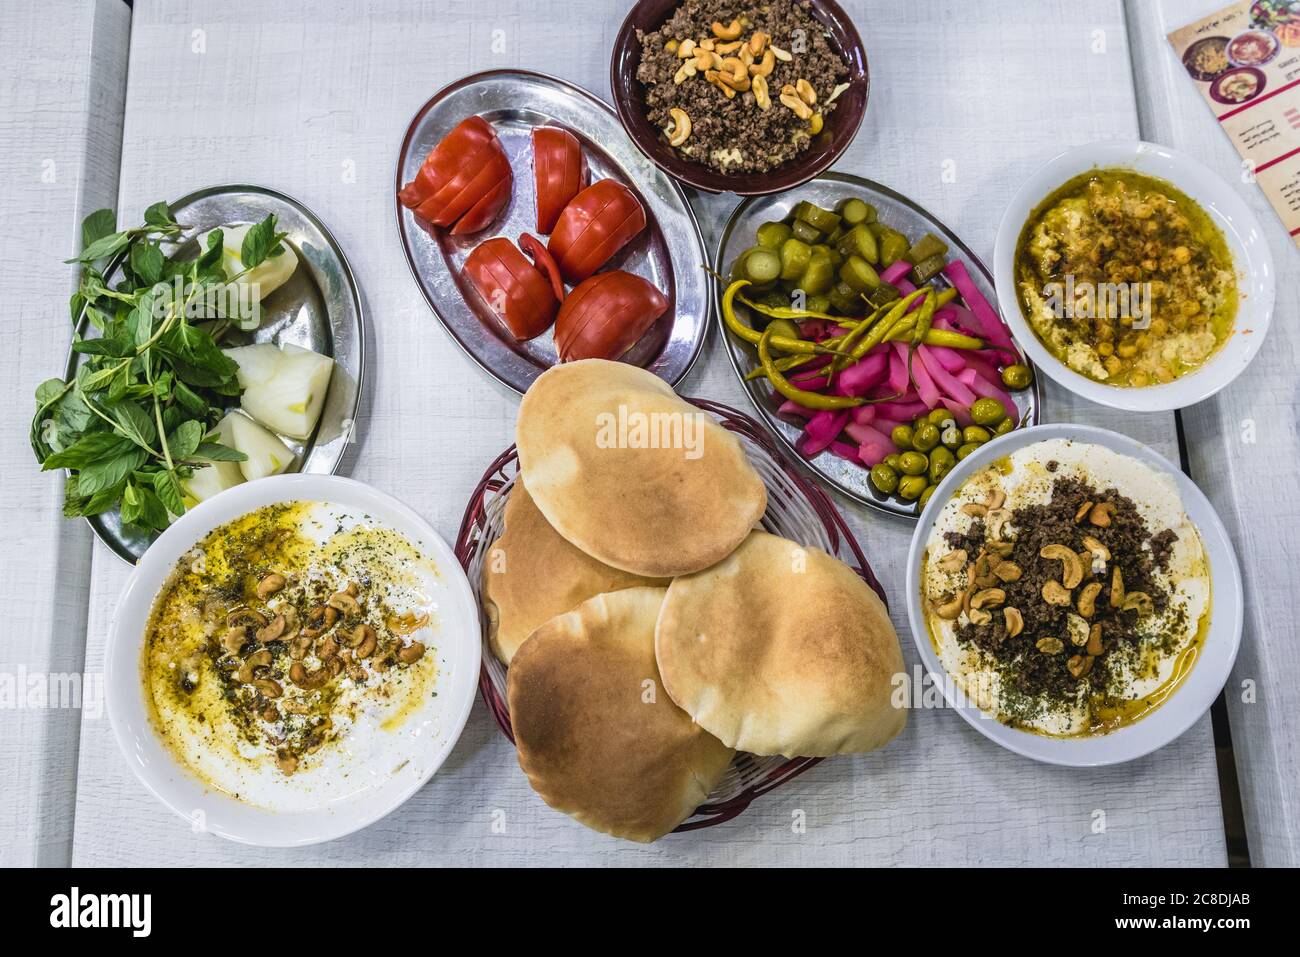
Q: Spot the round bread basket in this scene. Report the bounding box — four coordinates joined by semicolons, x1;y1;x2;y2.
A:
454;397;887;831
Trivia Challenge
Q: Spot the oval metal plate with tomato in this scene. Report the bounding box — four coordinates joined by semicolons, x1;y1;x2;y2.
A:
395;70;711;395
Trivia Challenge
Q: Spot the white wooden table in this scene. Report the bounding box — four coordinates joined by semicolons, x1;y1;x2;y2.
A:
2;0;1294;867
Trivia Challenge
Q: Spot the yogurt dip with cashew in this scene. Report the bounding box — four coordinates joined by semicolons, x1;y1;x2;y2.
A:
920;439;1211;736
143;501;444;812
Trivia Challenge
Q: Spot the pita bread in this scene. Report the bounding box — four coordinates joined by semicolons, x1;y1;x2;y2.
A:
655;531;907;758
515;359;766;577
482;480;668;663
507;587;735;842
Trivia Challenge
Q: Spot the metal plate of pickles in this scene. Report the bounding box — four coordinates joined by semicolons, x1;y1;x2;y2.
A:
394;69;711;395
67;184;365;563
715;172;1041;520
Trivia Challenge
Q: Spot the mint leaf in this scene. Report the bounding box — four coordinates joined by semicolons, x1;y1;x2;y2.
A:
194;441;246;462
239;214;282;269
76;447;147;495
130;242;164;286
81;209;117;250
152;469;186;516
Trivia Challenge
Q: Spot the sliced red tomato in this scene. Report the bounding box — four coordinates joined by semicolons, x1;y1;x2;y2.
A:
554;271;669;361
547;179;646;284
532;127;587;234
399;116;512;235
518;233;565;301
462;238;558;341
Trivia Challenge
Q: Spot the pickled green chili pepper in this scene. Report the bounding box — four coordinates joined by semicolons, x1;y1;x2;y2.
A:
759;327;864;410
737;293;841;323
910;289;937;346
721;280;838;356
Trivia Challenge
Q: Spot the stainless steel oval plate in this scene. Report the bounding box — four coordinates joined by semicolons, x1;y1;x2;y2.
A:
394;69;710;394
715;172;1042;520
70;184;365;563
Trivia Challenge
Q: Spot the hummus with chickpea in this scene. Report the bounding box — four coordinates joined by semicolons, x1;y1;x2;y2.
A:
1014;168;1237;388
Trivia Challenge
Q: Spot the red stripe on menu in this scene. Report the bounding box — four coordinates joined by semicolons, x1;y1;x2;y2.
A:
1217;76;1300;120
1255;144;1300;173
1290;226;1300;236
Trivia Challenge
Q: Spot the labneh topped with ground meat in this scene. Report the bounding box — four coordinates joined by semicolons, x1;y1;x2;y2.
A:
920;439;1210;737
635;0;850;175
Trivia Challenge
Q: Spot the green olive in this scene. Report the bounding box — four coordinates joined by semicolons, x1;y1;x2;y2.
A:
918;484;937;509
929;446;955;483
970;397;1007;426
898;451;929;476
956;442;981;460
913;415;930;432
891;424;915;450
927;408;951;426
913;423;940;452
994;416;1016;436
1001;363;1033;390
883;453;902;472
870;463;899;494
962;425;991;444
941;425;962;449
898;474;928;500
765;318;802;341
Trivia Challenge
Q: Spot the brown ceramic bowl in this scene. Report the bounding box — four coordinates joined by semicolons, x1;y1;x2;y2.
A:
610;0;869;196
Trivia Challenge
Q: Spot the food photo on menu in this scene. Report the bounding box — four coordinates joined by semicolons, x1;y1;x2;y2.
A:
0;0;1293;920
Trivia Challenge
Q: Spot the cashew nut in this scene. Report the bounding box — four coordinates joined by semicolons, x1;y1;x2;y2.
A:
1122;592;1153;615
752;73;771;110
1074;500;1093;524
779;86;813;120
256;614;286;644
238;649;272;684
993;560;1022;583
749;48;775;77
667;108;692;146
934;592;964;621
711;18;742;41
936;549;967;573
1077;581;1103;619
770;43;793;62
1110;566;1125;609
795;78;817;105
674;61;696;84
1040;544;1084;589
1036;637;1064;654
221;626;248;656
398;641;426;664
1086;623;1105;656
749;31;769;56
1003;607;1024;638
1089;502;1116;527
1067;613;1090;647
676;38;696;59
808;112;824;135
1042;580;1072;606
971;587;1006;610
1067;654;1095;678
968;606;992;626
256;573;286;600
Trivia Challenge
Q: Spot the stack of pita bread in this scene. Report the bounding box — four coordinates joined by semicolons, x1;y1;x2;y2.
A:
483;360;907;842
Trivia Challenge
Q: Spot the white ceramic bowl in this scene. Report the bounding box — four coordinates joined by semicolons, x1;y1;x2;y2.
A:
905;423;1243;766
993;140;1274;411
106;474;481;846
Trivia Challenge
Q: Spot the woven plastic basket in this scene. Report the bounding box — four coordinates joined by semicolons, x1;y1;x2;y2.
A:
454;397;888;831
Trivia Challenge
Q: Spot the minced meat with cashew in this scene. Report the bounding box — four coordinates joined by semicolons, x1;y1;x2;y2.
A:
636;0;850;175
937;473;1182;719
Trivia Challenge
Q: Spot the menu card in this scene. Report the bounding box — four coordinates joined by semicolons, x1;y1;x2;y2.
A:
1169;0;1300;245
